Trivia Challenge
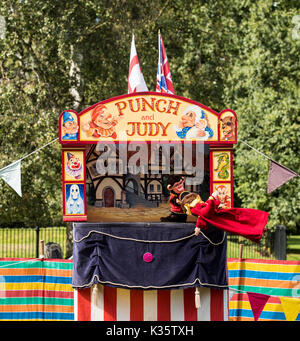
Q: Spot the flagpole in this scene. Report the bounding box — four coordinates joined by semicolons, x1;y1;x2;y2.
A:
157;29;161;91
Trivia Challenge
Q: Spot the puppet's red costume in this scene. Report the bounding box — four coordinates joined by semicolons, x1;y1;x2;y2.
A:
185;196;269;243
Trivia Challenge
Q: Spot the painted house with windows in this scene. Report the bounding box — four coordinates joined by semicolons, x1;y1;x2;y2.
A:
85;143;210;209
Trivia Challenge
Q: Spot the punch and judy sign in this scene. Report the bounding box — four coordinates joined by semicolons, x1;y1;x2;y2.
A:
59;92;237;143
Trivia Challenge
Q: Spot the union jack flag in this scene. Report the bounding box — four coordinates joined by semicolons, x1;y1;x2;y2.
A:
156;32;175;94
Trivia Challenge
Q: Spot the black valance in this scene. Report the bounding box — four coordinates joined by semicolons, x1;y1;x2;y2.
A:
72;222;228;290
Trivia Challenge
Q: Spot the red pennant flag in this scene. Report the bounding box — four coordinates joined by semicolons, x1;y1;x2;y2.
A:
267;160;298;194
247;292;270;321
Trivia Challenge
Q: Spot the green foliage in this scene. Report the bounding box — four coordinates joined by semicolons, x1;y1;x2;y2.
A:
0;0;299;232
223;0;300;233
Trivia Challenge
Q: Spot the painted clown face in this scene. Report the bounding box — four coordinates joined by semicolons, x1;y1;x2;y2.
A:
67;155;81;171
216;185;227;202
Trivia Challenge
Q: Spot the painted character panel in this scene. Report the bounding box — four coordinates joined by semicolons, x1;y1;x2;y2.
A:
64;151;84;181
214;183;231;208
213;151;231;181
61;111;79;140
65;183;85;215
174;105;214;140
220;112;236;141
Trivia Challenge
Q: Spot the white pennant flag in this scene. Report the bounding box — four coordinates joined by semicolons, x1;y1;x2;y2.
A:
0;160;22;197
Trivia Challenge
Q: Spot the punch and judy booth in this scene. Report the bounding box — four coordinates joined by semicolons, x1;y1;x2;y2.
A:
59;92;237;321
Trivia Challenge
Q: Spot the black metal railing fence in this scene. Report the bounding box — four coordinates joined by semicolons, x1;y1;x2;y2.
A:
0;225;286;260
0;226;67;258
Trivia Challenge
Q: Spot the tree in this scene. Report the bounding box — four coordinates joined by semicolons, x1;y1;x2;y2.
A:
222;0;300;233
0;0;299;235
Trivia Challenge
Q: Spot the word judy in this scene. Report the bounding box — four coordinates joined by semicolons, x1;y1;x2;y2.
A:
126;122;170;136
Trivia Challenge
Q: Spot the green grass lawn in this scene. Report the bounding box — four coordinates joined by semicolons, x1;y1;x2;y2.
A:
287;235;300;261
0;227;67;258
227;235;273;259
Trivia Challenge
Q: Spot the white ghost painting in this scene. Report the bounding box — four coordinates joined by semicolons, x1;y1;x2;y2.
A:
66;184;85;214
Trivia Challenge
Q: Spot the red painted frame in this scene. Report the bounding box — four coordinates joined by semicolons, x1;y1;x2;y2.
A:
61;147;87;222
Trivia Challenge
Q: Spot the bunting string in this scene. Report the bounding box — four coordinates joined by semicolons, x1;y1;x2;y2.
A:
0;137;58;172
0;138;58;196
0;137;299;196
238;139;300;177
228;283;300;321
227;258;300;321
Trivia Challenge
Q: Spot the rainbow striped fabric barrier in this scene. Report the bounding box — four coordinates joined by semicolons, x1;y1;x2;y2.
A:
1;258;299;321
0;258;74;321
227;259;300;321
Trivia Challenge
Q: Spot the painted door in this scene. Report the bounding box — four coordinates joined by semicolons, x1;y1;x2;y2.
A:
104;187;114;207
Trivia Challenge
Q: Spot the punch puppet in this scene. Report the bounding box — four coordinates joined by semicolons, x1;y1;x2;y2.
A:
160;175;188;223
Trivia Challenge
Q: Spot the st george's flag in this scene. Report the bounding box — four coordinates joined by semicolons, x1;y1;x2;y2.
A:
128;34;148;93
156;31;174;94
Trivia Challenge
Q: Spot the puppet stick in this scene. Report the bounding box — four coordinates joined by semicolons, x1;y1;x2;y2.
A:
239;244;244;259
39;240;45;259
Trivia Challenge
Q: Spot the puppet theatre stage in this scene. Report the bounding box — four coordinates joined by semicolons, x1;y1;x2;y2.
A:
72;222;228;321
